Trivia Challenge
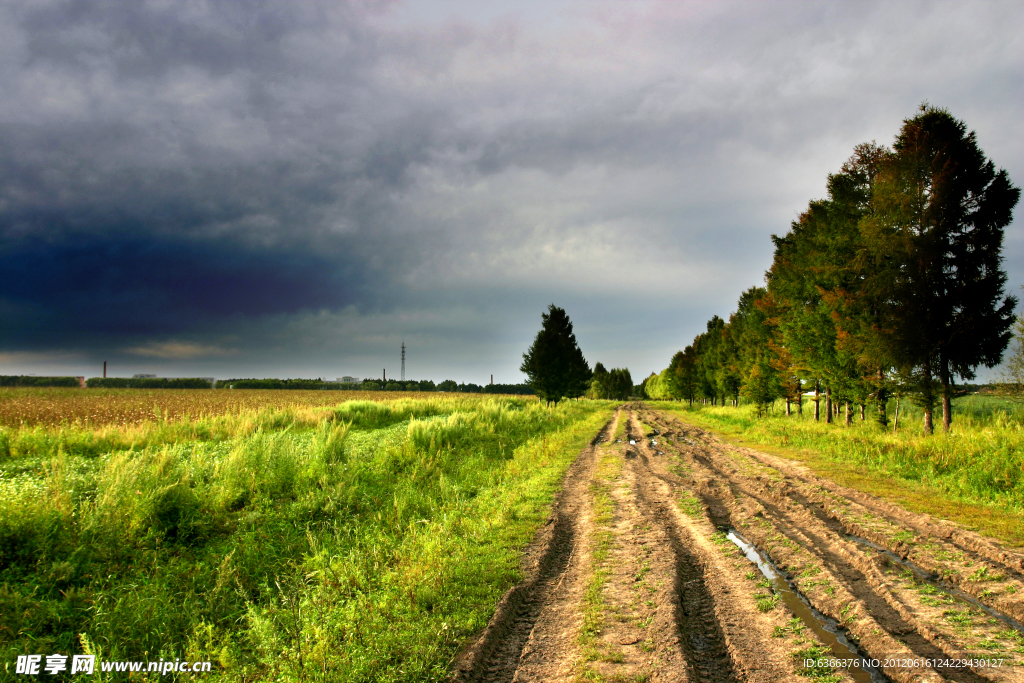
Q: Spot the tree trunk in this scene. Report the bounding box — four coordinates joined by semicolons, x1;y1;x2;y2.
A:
922;359;934;435
860;403;865;421
786;396;791;415
893;394;900;433
825;385;833;424
797;387;803;416
845;401;852;425
876;367;888;428
814;381;820;421
940;355;952;433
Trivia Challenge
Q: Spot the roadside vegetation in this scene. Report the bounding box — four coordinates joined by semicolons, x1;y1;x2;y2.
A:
0;393;613;681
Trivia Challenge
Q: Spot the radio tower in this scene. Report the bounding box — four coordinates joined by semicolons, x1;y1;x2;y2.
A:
401;341;406;381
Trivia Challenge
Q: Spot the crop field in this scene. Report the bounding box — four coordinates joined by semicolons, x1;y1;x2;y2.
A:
0;391;614;681
0;387;445;428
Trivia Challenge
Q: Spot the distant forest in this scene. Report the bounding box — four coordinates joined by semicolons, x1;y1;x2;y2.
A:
645;105;1020;435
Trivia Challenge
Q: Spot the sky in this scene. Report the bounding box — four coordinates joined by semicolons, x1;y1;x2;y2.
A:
1;0;1022;383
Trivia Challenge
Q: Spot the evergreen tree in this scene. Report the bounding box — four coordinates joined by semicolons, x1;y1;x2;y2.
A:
696;317;725;405
520;304;592;404
676;345;700;405
589;362;610;399
607;368;633;400
864;105;1019;432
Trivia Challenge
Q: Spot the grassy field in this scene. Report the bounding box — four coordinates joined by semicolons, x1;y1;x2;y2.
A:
0;390;614;681
652;395;1024;546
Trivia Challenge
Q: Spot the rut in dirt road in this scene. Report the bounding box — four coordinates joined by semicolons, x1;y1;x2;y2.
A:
450;415;614;682
630;449;739;683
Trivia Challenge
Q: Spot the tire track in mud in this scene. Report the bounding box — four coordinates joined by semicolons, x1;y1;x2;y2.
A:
661;413;1024;608
652;408;1024;632
630;450;738;682
623;414;739;682
638;406;1023;683
450;415;614;682
650;431;978;681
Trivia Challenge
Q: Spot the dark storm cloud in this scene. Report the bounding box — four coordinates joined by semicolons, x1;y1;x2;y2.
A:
0;233;371;345
0;0;1021;380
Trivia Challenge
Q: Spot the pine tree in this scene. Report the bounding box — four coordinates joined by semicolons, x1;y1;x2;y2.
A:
520;304;592;404
864;105;1019;432
676;345;699;405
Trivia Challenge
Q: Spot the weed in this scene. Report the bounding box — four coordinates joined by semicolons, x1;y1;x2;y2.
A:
755;592;780;613
793;646;844;682
943;609;975;627
773;618;805;638
969;566;1005;582
677;492;703;517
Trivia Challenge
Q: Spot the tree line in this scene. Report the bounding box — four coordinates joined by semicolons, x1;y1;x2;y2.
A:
647;105;1020;434
7;376;536;393
0;375;82;387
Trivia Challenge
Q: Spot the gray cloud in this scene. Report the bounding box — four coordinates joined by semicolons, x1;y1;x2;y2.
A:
1;0;1021;381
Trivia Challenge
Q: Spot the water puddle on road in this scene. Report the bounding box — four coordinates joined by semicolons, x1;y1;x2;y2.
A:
842;532;1024;637
725;529;888;683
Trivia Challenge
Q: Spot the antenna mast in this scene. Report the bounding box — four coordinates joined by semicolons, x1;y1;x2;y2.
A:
401;341;406;381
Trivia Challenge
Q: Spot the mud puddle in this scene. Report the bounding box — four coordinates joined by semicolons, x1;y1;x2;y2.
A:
726;529;888;683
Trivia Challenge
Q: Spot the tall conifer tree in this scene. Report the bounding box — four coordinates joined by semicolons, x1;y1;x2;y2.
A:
521;305;592;405
864;105;1019;432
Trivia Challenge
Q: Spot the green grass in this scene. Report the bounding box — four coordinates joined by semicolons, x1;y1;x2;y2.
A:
650;398;1024;547
612;412;628;442
579;441;622;668
0;396;615;681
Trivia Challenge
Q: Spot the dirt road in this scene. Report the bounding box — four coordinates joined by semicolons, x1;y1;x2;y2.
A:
451;406;1024;683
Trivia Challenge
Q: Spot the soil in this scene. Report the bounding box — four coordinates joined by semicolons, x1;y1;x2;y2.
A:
450;405;1024;683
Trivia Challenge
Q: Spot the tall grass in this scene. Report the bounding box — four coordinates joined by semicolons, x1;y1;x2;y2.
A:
0;396;614;681
0;396;485;462
654;396;1024;514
